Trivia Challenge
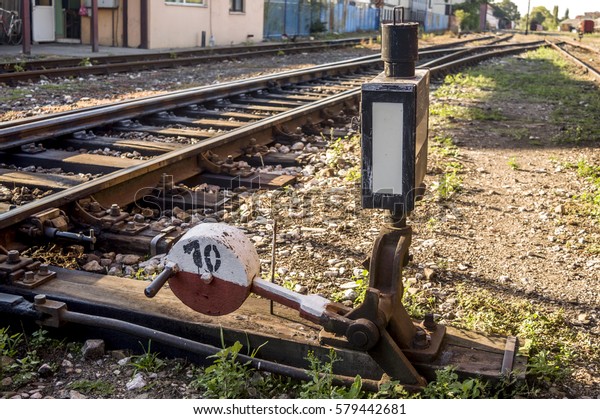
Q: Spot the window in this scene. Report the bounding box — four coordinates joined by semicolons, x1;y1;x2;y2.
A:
166;0;206;5
230;0;244;13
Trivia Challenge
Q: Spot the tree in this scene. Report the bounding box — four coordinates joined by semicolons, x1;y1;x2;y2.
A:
522;6;556;30
562;8;569;20
454;9;470;33
453;0;488;31
493;0;520;22
553;5;559;23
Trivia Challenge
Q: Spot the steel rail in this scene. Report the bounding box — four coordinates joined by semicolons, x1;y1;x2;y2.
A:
0;41;548;231
0;34;494;73
0;41;537;135
561;39;600;55
0;58;380;150
0;53;379;131
0;88;360;229
428;42;545;75
0;34;502;85
0;43;368;84
0;37;374;72
547;40;600;83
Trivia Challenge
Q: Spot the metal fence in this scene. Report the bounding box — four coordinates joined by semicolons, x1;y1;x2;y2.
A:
264;0;380;39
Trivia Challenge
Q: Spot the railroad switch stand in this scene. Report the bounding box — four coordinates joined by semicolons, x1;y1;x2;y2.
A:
144;10;525;386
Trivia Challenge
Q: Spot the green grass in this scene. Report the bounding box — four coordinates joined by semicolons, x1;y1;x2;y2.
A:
0;88;30;102
430;103;505;122
422;367;489;399
507;157;519;170
129;341;165;374
430;135;459;158
0;326;23;358
441;48;600;143
448;284;589;385
432;162;463;200
570;160;600;219
67;379;115;397
300;349;362;399
433;73;496;100
331;269;369;305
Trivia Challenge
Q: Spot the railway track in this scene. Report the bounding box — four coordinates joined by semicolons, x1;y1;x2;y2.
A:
0;38;544;388
547;40;600;83
0;34;501;85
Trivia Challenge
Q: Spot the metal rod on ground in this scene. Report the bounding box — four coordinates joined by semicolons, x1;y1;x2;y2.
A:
54;306;383;391
270;219;277;315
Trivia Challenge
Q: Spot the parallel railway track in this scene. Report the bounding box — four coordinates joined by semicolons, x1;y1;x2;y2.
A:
547;40;600;83
0;34;502;85
0;38;545;386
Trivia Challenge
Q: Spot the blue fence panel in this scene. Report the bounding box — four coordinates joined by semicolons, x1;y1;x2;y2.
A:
264;1;379;39
424;12;449;32
264;0;324;38
332;3;379;33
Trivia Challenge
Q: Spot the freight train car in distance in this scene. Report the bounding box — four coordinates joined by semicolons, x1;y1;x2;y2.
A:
580;19;595;34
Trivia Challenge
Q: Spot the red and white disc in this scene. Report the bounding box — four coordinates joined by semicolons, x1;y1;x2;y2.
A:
166;223;260;316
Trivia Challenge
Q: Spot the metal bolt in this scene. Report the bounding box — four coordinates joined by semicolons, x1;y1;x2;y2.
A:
34;294;47;305
413;329;430;349
423;312;437;331
7;250;20;263
126;221;136;231
23;271;35;284
201;273;213;284
162;173;173;192
39;264;49;275
134;214;145;224
109;204;121;217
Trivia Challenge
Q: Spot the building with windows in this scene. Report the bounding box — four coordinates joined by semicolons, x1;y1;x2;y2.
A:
8;0;264;51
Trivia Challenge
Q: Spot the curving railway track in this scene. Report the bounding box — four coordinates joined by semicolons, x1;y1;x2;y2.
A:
0;37;546;388
547;39;600;83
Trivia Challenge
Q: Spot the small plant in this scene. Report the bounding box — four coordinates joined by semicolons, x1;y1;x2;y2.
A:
78;57;92;67
426;217;438;231
369;378;411;399
0;326;23;358
569;159;600;218
12;63;25;72
507;157;519;170
402;286;435;319
130;341;165;374
191;341;256;398
344;167;361;182
434;168;462;200
331;270;369;305
527;347;573;383
68;379;115;397
28;327;53;350
169;52;178;59
300;349;362;399
422;367;488;399
430;135;458;158
309;20;327;34
9;350;41;375
276;50;285;56
281;278;297;291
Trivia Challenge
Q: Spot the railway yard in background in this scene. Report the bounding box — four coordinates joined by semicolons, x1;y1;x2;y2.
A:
0;31;598;400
